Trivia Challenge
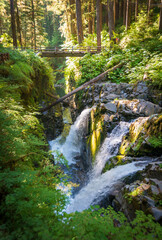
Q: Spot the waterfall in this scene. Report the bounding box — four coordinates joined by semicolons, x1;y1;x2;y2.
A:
50;108;151;214
91;121;131;178
49;108;91;165
66;161;148;213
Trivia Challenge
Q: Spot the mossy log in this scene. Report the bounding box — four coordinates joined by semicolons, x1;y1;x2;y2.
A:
40;62;124;112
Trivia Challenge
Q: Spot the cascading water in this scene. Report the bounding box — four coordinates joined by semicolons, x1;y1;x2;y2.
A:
91;122;131;178
49;108;91;165
50;108;151;214
66;161;148;213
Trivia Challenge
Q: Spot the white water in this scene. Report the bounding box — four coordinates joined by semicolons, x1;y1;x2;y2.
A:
91;121;131;178
49;108;150;214
49;108;91;165
66;161;148;213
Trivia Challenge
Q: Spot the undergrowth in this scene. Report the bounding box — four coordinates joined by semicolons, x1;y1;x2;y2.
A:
64;12;162;91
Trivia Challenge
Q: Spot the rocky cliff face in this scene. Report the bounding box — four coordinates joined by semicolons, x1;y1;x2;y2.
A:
76;81;162;223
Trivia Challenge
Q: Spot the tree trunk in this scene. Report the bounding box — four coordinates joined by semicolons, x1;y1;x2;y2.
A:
159;0;162;31
31;0;36;50
148;0;151;17
70;0;76;36
126;0;131;30
135;0;138;21
96;0;101;51
107;0;115;41
114;0;116;26
76;0;84;44
88;2;92;34
10;0;17;47
40;62;124;113
100;3;102;31
115;0;119;23
92;0;96;34
105;3;109;27
0;17;3;36
119;0;123;19
123;0;126;25
15;0;22;47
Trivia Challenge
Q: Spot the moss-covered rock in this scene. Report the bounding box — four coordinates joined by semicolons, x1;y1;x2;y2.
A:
88;106;106;162
119;114;162;157
113;161;162;223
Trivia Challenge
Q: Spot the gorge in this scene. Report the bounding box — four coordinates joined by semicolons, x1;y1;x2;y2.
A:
47;81;162;223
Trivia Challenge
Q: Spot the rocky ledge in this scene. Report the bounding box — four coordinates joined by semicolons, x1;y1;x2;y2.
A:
112;160;162;224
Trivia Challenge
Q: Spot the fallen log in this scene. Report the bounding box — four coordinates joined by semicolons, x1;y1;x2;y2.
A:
40;62;124;113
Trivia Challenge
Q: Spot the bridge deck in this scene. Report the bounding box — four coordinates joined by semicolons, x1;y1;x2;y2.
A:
41;50;98;57
2;46;108;57
38;46;107;57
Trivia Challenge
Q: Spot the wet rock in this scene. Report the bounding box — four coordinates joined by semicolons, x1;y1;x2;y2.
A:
151;208;162;222
40;105;64;140
119;115;162;157
104;102;117;113
150;185;159;195
112;161;162;223
115;99;161;120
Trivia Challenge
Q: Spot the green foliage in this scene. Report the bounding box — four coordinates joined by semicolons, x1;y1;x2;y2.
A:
77;53;108;86
0;46;68;239
0;46;54;105
148;136;162;148
60;207;162;240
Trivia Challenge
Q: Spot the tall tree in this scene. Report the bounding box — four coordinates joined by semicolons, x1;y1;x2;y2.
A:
96;0;101;50
115;0;119;23
159;0;162;31
123;0;126;25
135;0;138;21
31;0;36;49
148;0;152;17
70;0;77;37
88;1;92;34
10;0;17;47
15;0;22;47
114;0;116;26
126;0;131;30
107;0;115;41
76;0;84;44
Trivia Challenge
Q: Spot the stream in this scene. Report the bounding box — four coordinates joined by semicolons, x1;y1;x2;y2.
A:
49;107;152;213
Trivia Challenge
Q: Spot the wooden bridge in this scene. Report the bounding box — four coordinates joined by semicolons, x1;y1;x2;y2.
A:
2;46;108;58
37;46;107;57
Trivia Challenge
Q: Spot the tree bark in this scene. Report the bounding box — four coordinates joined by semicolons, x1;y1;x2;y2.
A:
100;3;102;31
159;0;162;31
107;0;115;41
15;0;22;47
76;0;84;44
123;0;126;25
115;0;119;23
119;0;123;19
31;0;36;50
92;0;96;33
88;2;92;34
10;0;17;47
126;0;131;30
114;0;116;26
70;0;77;36
40;62;124;113
96;0;101;51
135;0;138;21
148;0;152;17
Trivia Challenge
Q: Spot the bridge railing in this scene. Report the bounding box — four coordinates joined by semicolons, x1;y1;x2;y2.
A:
36;46;108;52
2;46;108;53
